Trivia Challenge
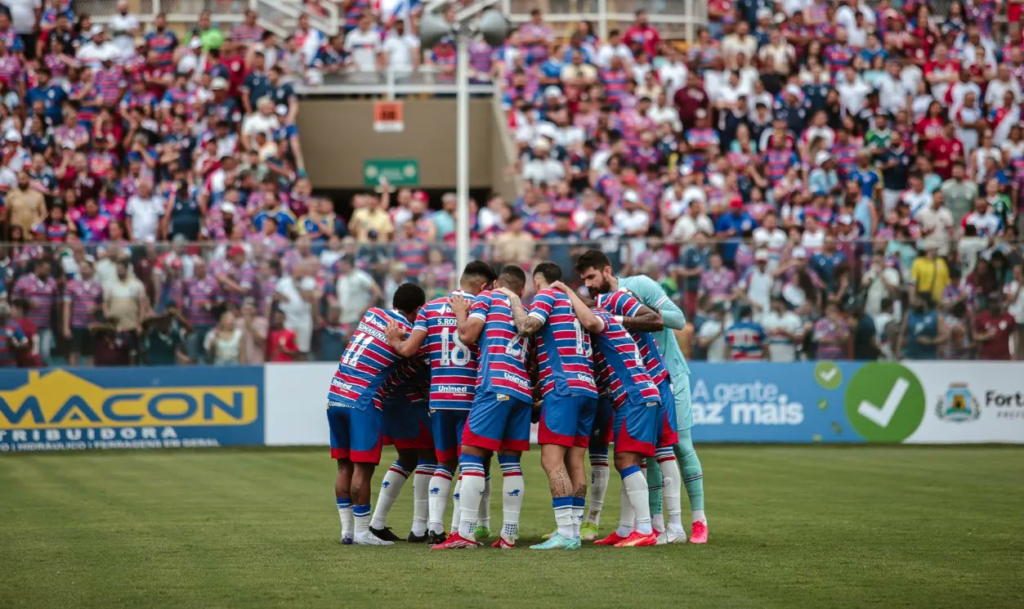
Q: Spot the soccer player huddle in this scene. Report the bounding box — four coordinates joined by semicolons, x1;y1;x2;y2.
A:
326;250;708;549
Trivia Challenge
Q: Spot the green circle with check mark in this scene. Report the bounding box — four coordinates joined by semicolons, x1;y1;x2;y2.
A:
845;363;925;443
814;362;843;390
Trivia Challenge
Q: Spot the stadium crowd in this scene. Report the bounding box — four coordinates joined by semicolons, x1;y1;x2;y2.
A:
0;1;1021;366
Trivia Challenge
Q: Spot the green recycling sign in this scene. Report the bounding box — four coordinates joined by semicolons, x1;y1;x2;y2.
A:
844;363;926;442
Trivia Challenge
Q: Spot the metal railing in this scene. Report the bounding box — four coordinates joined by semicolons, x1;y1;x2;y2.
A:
504;0;706;41
86;0;339;40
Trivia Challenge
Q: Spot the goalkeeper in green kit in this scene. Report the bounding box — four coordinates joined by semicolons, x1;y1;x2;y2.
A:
575;250;708;544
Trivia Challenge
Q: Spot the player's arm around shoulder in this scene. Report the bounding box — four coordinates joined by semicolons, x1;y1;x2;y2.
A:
498;287;544;336
452;292;485;346
624;275;686;330
552;281;603;333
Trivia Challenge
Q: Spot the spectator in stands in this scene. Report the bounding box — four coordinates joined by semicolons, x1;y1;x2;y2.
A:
275;259;318;355
911;244;952;304
141;307;189;366
813;302;851;360
205;309;243;365
63;259;102;366
267;308;301;362
899;293;945;360
973;297;1017;360
12;259;57;364
724;305;766;361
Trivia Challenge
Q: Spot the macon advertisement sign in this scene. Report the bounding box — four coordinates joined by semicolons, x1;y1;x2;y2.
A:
0;367;264;452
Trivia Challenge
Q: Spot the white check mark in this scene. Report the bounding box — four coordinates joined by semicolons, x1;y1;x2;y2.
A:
819;368;838;382
858;378;910;428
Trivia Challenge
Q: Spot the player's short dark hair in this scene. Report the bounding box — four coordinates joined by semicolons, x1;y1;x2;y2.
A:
533;262;562;284
498;265;527;293
462;260;497;287
575;249;612;275
393;283;426;316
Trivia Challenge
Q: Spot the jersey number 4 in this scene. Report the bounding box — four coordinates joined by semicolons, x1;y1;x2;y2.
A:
439;327;471;366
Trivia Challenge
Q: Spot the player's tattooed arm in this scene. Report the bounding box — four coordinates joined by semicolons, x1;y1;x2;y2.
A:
622;304;664;332
496;287;543;336
550;281;602;333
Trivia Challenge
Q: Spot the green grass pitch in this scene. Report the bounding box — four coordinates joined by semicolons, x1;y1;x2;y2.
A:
1;446;1022;608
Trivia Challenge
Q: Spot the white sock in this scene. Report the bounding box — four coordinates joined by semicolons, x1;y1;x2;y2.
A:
336;497;353;540
587;450;610;525
499;456;524;540
554;497;574;538
616;485;635;538
412;462;435;536
457;456;486;539
428;467;453;535
480;474;492;529
353;504;371;536
572;497;585;538
450;477;462;532
370;462;410;530
693;510;707;524
657;449;684;533
623;466;652;535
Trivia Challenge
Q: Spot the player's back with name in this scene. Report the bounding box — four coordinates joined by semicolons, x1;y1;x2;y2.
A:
591;309;660;409
328;307;411;410
531;287;598;397
416;293;479;409
471;290;532;402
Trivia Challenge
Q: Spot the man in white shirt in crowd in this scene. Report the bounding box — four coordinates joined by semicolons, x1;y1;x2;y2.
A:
6;0;39;56
126;180;165;243
595;29;632;69
275;260;320;354
737;249;774;320
345;13;382;73
657;45;688;98
670;196;713;243
333;254;382;326
109;0;139;60
697;304;728;363
901;174;933;218
522;138;566;185
915;190;955;256
761;296;805;363
382;19;419;76
77;26;119;69
241;97;281;151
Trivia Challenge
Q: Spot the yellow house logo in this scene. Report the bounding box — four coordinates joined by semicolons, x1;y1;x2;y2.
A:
0;370;259;430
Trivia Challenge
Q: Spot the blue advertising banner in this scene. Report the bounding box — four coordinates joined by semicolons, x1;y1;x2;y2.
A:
688;362;864;443
0;366;264;453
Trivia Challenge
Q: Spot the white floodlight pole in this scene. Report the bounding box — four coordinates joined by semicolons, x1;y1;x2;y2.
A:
455;29;471;275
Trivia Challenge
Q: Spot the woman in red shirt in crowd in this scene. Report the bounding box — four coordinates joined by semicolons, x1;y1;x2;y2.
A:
266;309;301;362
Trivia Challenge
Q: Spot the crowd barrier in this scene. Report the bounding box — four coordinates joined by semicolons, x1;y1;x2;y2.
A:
1;362;1021;452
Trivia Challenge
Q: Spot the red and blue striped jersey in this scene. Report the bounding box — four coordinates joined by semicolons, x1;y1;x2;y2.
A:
725;321;767;360
529;288;597;398
596;290;668;386
412;292;480;411
328;308;413;411
469;291;532;402
590;310;660;410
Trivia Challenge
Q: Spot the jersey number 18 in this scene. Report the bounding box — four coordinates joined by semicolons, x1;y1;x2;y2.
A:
439;327;471;366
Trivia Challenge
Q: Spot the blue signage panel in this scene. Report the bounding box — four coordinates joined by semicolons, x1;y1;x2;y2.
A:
688;362;864;443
